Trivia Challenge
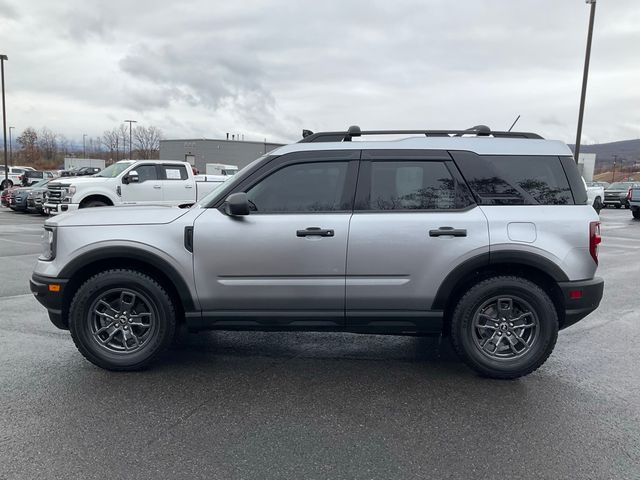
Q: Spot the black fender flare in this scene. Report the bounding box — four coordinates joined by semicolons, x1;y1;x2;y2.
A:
432;250;569;310
59;246;196;311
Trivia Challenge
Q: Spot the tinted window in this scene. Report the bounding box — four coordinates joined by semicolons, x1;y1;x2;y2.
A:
246;162;349;213
161;165;188;180
359;161;470;210
454;153;574;205
135;165;158;183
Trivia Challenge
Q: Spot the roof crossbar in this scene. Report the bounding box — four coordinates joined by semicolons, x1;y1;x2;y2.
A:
298;125;543;143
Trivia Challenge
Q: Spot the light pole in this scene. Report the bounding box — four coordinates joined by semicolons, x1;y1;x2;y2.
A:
1;54;8;185
612;155;617;183
124;120;137;159
574;0;597;163
9;126;14;166
83;134;87;159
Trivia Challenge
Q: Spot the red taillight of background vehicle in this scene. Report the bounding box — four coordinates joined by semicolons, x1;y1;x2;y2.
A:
589;221;601;264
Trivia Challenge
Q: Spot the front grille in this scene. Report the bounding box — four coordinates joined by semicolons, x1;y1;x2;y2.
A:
45;186;65;205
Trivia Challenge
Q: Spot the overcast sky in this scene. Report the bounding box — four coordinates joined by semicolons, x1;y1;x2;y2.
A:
0;0;638;146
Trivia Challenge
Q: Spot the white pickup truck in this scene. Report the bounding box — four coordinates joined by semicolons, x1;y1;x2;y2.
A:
584;179;604;214
43;160;226;215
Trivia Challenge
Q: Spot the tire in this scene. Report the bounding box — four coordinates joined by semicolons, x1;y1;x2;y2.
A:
81;200;109;208
633;209;640;220
450;276;558;379
615;204;621;209
1;180;12;189
69;269;176;371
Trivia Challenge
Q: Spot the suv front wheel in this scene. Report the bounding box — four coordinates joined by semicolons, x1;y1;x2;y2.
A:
450;276;558;379
69;269;176;370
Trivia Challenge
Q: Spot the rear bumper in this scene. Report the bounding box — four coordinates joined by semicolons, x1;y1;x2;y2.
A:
558;277;604;329
30;273;69;330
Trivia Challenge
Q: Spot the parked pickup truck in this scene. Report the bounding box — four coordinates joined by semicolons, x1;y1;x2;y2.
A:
584;180;604;213
43;160;226;215
629;186;640;219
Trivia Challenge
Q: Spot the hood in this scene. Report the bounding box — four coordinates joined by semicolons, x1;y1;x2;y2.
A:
49;176;112;187
46;205;191;227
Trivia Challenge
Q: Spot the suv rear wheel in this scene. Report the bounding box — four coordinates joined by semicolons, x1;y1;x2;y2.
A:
450;276;558;379
69;269;176;370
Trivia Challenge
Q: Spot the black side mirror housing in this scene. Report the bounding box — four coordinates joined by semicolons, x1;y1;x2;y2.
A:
224;192;250;216
123;170;139;185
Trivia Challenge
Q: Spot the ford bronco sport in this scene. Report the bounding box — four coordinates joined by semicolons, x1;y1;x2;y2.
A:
30;126;604;379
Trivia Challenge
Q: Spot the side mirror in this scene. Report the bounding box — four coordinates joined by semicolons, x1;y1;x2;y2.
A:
124;170;139;184
224;192;250;216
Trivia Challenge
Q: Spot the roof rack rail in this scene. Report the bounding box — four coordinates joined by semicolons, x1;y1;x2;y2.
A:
298;125;543;142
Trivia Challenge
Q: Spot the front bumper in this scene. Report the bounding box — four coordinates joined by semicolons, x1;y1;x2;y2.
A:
558;277;604;329
30;273;69;330
43;202;79;215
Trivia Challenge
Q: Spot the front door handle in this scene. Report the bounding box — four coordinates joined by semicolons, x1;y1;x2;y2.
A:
153;185;161;189
429;227;467;237
296;227;335;237
185;184;194;189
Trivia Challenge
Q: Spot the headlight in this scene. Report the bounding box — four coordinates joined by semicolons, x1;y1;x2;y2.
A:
65;185;76;198
40;227;56;261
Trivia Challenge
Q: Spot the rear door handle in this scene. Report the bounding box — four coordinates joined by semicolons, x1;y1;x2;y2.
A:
296;227;335;237
153;185;161;189
429;227;467;237
185;184;194;188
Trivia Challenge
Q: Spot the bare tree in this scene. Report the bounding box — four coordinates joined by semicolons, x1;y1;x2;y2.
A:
38;127;58;162
117;124;130;159
16;127;41;164
133;125;163;159
101;128;120;162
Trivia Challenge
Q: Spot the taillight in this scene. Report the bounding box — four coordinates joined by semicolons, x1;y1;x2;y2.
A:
626;188;633;202
589;221;601;264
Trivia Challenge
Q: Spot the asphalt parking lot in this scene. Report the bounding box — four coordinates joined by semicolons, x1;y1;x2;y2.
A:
1;208;639;480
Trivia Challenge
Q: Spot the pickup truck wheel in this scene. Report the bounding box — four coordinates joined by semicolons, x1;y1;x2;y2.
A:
81;200;108;208
0;180;12;189
69;269;176;370
633;209;640;219
450;276;558;379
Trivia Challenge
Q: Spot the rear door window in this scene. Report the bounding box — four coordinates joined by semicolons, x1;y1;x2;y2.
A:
452;153;574;205
160;165;188;180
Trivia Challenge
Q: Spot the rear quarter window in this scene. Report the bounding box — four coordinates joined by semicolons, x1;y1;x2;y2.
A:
452;152;576;205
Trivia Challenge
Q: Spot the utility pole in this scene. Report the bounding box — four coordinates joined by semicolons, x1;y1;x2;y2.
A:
1;54;8;186
9;126;14;166
612;155;617;183
124;120;137;159
574;0;597;163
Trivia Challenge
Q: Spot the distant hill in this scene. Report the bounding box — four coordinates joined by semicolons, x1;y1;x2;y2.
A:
569;139;640;170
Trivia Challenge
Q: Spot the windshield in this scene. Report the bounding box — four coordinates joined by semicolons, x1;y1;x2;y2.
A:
96;162;134;178
194;155;270;208
608;182;632;190
31;179;50;188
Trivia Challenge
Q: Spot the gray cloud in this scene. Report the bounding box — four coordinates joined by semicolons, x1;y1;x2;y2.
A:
1;0;638;145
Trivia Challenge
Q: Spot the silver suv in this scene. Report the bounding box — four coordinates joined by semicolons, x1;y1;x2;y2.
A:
30;126;604;378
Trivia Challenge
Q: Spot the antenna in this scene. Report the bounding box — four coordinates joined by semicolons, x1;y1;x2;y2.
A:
508;115;521;132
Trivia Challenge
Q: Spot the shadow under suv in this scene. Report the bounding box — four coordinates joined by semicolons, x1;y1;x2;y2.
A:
31;126;604;379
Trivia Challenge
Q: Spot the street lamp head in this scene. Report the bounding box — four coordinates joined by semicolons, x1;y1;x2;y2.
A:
585;0;596;4
0;54;7;61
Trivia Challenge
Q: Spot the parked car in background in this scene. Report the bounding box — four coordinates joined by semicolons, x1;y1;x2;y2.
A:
603;182;639;208
43;160;224;214
1;185;19;207
20;170;55;186
584;179;604;213
629;186;640;219
1;166;36;189
26;179;54;215
75;166;102;176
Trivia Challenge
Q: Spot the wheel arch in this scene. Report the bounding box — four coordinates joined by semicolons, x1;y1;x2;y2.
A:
434;251;568;330
79;194;114;207
58;247;196;328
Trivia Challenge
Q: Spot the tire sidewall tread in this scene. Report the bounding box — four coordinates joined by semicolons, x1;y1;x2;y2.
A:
450;275;558;380
69;269;176;371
